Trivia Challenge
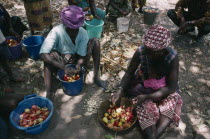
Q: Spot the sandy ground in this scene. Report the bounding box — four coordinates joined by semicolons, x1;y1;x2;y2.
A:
1;0;210;138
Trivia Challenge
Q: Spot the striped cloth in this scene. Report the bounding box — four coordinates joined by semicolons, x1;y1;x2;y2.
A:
23;0;52;31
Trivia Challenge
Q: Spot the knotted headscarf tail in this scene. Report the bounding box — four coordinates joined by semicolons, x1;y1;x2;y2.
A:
60;5;85;29
143;25;172;51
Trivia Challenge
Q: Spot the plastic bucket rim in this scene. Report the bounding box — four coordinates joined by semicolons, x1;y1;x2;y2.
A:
143;7;159;14
117;17;130;22
6;36;22;48
9;96;54;131
22;35;45;48
84;19;104;27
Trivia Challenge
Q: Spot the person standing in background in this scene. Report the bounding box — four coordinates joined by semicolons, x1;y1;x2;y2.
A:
23;0;53;35
0;4;27;38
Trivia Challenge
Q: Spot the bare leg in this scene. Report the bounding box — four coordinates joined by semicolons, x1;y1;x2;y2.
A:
156;114;173;137
86;38;107;89
44;62;54;100
144;125;157;139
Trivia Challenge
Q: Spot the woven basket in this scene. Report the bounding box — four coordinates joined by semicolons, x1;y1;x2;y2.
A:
98;97;137;132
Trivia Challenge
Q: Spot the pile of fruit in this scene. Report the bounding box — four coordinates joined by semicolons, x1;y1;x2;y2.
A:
63;68;80;82
64;74;80;82
102;105;135;131
19;105;50;127
6;39;19;47
85;14;94;21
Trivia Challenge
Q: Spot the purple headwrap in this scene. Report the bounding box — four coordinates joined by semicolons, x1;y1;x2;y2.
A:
60;5;85;29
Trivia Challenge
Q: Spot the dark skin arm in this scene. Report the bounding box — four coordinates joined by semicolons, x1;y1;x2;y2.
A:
111;49;141;104
135;55;179;105
40;53;85;70
76;55;85;70
121;50;141;89
40;53;65;69
88;0;98;18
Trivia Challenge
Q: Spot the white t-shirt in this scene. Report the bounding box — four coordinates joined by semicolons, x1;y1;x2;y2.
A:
0;29;5;44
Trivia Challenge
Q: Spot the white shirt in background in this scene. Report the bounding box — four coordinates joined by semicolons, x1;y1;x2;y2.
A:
0;29;5;44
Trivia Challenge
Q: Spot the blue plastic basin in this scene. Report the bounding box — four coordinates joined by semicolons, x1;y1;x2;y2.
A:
10;94;54;135
22;36;45;60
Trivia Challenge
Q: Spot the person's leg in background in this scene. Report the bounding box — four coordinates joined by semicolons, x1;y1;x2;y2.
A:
196;24;210;41
167;9;195;33
85;38;107;89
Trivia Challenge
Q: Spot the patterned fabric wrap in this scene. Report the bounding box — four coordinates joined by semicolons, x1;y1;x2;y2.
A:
143;25;172;51
24;0;52;31
60;5;85;29
107;0;131;17
133;92;183;130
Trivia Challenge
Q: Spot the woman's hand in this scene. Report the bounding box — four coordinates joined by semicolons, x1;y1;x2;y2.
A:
111;88;122;105
83;7;90;12
178;21;190;34
133;95;147;107
76;64;81;72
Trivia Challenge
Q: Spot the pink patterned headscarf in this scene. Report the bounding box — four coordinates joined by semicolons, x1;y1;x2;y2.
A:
143;25;172;51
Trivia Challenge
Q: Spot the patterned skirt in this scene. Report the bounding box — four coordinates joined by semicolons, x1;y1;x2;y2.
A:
133;92;183;130
24;0;52;31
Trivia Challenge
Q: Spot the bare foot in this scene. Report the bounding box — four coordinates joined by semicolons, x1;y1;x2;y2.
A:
94;77;107;89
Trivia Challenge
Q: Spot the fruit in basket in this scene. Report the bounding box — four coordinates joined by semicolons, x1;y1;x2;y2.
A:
111;112;117;118
25;108;31;113
102;117;108;124
107;123;113;128
104;113;109;117
102;105;135;131
6;39;19;47
85;14;94;21
64;67;81;82
44;111;50;116
63;74;80;82
107;108;112;113
19;105;50;127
